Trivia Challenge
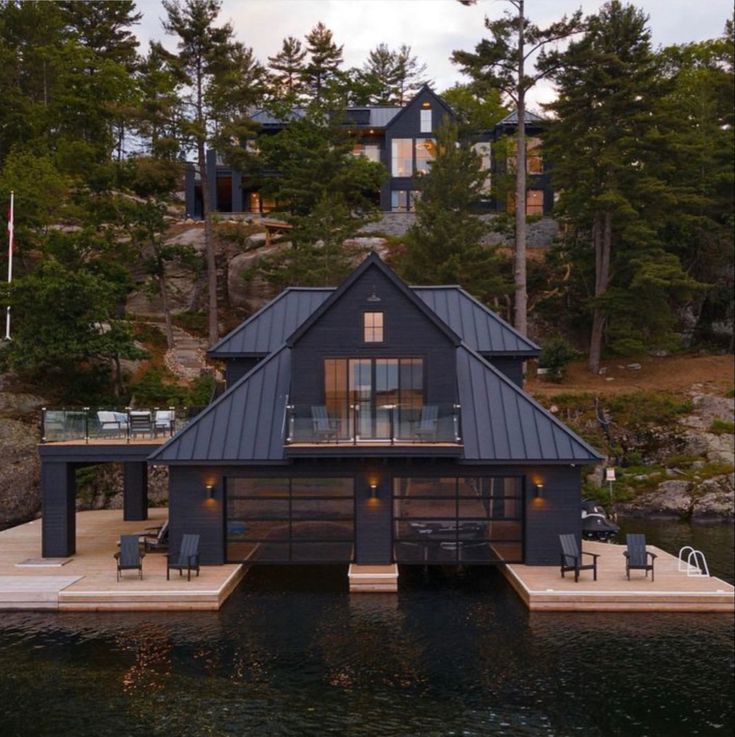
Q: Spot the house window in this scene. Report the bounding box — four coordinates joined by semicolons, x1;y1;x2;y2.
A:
472;142;492;195
415;138;435;174
527;137;543;174
391;138;413;176
364;144;380;163
526;189;544;215
363;311;384;343
420;108;432;133
391;190;409;212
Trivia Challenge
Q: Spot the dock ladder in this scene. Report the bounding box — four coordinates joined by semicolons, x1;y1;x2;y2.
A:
677;546;710;577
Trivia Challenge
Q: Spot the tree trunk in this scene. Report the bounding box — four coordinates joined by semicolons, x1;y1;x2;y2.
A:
158;259;175;350
513;0;528;337
588;211;612;373
198;138;218;348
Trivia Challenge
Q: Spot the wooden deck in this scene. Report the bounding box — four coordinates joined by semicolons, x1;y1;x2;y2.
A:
0;509;245;611
502;540;734;612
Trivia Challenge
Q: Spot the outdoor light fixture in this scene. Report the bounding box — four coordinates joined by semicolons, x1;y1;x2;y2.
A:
535;483;544;499
206;483;215;499
369;483;378;499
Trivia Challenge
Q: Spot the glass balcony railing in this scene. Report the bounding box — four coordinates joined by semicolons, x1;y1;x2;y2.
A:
285;403;462;446
40;407;195;443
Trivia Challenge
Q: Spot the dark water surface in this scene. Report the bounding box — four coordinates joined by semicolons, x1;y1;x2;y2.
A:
1;525;733;737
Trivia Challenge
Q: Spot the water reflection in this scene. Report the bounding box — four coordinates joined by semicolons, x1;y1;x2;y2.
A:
0;563;732;737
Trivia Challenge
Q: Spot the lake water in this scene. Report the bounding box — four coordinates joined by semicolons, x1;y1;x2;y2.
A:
0;521;732;737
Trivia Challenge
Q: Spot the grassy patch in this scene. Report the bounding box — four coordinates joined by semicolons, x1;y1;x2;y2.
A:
725;388;735;399
710;419;735;435
173;310;207;337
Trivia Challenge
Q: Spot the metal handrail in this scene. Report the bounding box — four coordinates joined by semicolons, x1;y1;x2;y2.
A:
677;546;710;577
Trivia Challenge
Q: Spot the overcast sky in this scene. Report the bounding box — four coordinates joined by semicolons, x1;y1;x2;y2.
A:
135;0;733;108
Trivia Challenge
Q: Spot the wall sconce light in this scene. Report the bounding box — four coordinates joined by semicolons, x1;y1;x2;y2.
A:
535;483;544;499
205;483;215;499
369;483;378;499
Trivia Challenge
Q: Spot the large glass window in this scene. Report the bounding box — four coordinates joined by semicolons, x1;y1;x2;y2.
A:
391;190;409;212
227;477;354;563
391;138;413;176
527;137;543;174
415;138;436;174
472;142;492;195
526;190;544;216
393;476;524;564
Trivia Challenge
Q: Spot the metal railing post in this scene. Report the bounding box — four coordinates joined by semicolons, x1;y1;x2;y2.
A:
83;406;90;444
125;406;131;444
41;407;46;443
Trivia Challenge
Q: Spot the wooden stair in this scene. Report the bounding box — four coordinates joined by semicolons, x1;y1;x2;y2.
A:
348;564;398;593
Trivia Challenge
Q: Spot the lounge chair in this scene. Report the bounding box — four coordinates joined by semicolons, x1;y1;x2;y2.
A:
624;533;657;581
141;520;169;552
97;410;129;436
559;533;599;582
166;533;200;581
311;405;338;442
414;405;439;441
114;534;144;581
154;410;175;436
129;411;153;437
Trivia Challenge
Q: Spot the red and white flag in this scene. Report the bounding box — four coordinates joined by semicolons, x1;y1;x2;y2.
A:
5;191;13;340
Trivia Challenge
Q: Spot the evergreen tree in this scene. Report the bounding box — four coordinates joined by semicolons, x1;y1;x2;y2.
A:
394;45;430;104
401;124;510;303
540;1;704;369
441;81;507;135
268;36;307;100
363;44;399;104
303;22;343;100
162;0;260;345
453;0;583;336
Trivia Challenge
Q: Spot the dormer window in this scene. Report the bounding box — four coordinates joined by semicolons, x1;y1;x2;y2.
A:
420;108;432;133
364;311;384;343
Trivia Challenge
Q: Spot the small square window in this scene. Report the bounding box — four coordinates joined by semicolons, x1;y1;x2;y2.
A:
364;312;384;343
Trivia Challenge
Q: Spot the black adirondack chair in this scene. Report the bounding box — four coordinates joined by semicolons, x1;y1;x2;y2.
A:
415;405;439;441
166;533;200;581
141;520;169;552
114;534;144;581
559;533;599;582
311;405;338;442
624;533;657;581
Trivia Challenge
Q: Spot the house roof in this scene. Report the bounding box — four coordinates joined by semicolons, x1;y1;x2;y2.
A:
285;252;462;348
209;283;539;358
497;110;546;126
208;288;332;358
250;106;401;129
150;342;598;465
150;347;291;464
457;346;601;463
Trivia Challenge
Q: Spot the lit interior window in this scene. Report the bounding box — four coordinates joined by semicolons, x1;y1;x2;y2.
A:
364;312;384;342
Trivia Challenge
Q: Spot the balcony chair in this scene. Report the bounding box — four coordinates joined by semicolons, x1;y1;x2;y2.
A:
154;410;175;436
311;405;338;442
624;533;657;581
129;410;153;437
166;533;200;581
414;405;439;442
97;410;129;437
114;534;145;581
559;533;599;582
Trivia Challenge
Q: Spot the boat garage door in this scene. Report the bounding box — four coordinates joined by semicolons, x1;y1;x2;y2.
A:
393;477;524;564
226;477;355;563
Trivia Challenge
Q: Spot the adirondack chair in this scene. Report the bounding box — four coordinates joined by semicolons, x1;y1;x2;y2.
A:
311;405;338;442
624;533;657;581
114;534;144;581
414;405;439;441
141;520;169;552
166;533;200;581
559;533;599;582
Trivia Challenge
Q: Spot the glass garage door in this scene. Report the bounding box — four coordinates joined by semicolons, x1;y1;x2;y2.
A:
393;477;524;564
226;477;354;563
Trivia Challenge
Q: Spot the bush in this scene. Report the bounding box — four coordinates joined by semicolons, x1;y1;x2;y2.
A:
710;419;735;435
539;336;578;380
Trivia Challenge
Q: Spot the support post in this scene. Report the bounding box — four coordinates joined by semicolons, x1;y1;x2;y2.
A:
123;462;148;521
41;462;76;558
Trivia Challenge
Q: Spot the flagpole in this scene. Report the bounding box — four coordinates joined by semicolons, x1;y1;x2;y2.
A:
5;190;13;341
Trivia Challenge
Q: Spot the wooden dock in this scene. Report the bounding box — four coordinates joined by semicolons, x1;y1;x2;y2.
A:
502;540;734;612
0;509;245;611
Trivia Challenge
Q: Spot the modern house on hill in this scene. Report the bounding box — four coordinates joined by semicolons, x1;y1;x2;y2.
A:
185;85;553;218
141;253;601;571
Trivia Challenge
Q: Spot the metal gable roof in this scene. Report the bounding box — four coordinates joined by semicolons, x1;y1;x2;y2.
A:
414;287;539;356
497;110;546;126
457;346;602;463
149;347;291;464
209;289;332;358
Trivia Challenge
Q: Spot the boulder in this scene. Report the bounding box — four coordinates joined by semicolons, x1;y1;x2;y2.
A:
692;473;735;521
0;418;41;529
0;392;47;419
227;243;285;310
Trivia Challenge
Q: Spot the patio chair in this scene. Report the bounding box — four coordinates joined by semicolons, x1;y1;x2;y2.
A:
141;520;169;552
97;410;129;436
129;411;153;437
311;405;338;442
114;534;145;581
154;410;175;436
166;533;200;581
559;533;599;582
414;405;439;441
624;533;657;581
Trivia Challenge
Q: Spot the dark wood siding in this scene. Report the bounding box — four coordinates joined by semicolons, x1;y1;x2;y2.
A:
290;265;457;406
486;356;525;387
41;462;77;557
354;475;392;564
225;357;262;386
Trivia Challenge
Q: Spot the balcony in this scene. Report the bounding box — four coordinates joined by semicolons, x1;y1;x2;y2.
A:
285;403;462;447
41;407;192;444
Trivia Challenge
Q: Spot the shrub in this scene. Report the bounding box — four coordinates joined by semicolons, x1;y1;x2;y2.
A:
709;419;735;435
539;336;578;380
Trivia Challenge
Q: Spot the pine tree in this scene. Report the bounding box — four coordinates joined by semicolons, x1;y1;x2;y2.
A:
303;22;343;100
363;44;399;104
401;124;510;303
453;0;583;336
394;45;430;105
540;1;704;369
268;36;307;100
